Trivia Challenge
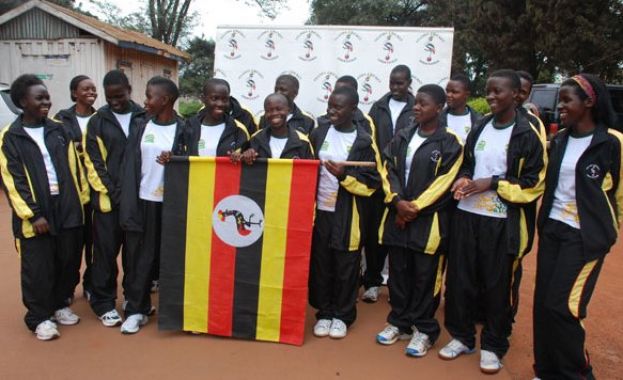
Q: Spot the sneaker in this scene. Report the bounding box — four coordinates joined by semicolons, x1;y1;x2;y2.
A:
361;286;380;303
35;320;60;341
376;324;411;345
480;350;503;374
438;338;475;360
313;319;332;337
329;319;347;339
151;280;159;293
99;310;123;327
52;307;80;326
405;332;432;357
120;314;149;334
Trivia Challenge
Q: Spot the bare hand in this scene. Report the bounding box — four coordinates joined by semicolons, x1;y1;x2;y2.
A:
451;177;471;200
396;200;418;221
241;148;258;165
461;178;493;197
230;151;242;164
324;160;346;180
395;214;407;230
32;217;50;235
156;151;172;165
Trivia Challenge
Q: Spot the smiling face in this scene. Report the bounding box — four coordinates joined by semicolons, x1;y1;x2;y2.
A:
21;84;51;123
389;70;411;101
413;92;442;125
104;84;132;113
143;84;169;117
557;84;593;128
485;76;517;116
73;78;97;107
327;93;356;128
445;79;469;112
264;95;289;130
202;83;230;125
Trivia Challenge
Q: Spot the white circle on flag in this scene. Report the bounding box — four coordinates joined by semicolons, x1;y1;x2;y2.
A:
212;195;264;247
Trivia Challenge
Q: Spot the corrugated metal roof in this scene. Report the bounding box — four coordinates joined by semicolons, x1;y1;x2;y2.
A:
0;0;190;62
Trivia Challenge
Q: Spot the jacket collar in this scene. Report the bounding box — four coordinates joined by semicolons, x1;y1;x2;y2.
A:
375;92;415;112
254;126;304;156
97;101;145;125
398;122;448;143
8;116;63;138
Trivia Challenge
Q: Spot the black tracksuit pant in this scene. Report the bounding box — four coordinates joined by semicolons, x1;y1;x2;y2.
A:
89;209;127;316
387;247;443;343
124;200;162;317
81;203;93;293
361;191;389;289
19;227;83;331
533;219;603;380
309;210;362;326
444;209;515;358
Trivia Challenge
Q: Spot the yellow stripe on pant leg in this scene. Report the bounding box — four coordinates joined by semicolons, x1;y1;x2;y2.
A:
183;159;216;332
434;254;445;297
255;160;293;341
568;259;598;319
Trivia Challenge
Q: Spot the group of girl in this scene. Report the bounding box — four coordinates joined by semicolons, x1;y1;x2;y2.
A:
0;66;620;379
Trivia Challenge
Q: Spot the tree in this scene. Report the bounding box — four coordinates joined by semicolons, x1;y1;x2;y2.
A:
179;36;215;97
309;0;429;26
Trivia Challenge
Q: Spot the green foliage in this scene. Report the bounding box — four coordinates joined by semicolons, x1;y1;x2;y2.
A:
467;97;490;115
309;0;429;26
179;99;203;118
179;37;215;97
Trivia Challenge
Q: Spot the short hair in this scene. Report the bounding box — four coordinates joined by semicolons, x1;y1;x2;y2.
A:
449;73;470;92
561;73;617;127
332;86;359;106
103;70;130;88
264;93;289;107
336;75;358;91
417;84;447;106
147;76;179;103
10;74;45;110
276;74;299;90
69;75;91;102
391;64;412;79
489;69;521;90
202;78;230;94
516;70;534;85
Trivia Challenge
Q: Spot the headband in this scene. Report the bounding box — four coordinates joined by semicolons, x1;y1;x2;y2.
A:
571;75;597;103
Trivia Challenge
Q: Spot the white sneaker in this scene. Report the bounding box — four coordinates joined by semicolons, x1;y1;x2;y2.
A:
99;309;123;327
35;320;60;341
438;338;475;360
480;350;503;374
52;307;80;325
120;314;148;334
313;319;332;337
151;280;159;293
361;286;380;303
376;324;411;345
329;319;348;339
405;332;432;357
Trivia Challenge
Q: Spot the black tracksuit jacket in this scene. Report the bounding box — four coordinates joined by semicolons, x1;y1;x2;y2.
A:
538;126;623;259
380;123;464;254
258;103;316;135
54;105;97;148
229;96;258;135
244;126;314;159
0;117;88;238
460;111;547;257
368;92;415;153
310;119;381;252
184;110;249;156
439;106;482;133
317;108;376;138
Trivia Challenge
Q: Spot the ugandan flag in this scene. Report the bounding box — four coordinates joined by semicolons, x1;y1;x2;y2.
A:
159;157;319;346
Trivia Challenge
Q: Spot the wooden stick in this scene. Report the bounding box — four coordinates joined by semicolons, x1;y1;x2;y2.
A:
323;160;376;168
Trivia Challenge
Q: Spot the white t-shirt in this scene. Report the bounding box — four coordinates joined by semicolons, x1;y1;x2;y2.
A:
24;126;59;195
389;98;407;134
112;111;132;138
139;120;177;202
458;120;514;218
198;123;225;157
404;130;428;183
76;115;92;134
446;112;473;143
269;135;288;158
317;126;357;212
549;134;593;229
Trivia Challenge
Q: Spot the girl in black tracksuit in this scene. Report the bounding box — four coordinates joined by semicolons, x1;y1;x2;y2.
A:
442;70;547;374
533;74;622;380
54;75;97;301
377;84;463;357
0;74;87;340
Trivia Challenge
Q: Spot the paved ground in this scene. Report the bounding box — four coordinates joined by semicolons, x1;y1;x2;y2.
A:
0;196;620;379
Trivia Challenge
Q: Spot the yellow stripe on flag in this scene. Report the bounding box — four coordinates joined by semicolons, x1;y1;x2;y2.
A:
183;158;216;332
255;159;293;341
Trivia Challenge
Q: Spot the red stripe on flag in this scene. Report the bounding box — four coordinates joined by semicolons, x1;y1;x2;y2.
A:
279;160;318;345
208;159;241;336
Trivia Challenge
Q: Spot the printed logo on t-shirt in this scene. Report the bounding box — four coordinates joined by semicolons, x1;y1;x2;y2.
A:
346;144;352;153
476;140;486;151
198;139;206;150
585;164;601;179
144;134;155;144
475;193;507;215
430;149;441;163
321;141;329;151
464;126;471;134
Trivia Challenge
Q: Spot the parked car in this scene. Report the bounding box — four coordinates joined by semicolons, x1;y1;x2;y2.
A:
0;82;20;128
528;83;623;135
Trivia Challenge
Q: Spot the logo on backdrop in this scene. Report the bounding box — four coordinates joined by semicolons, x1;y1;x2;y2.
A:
238;70;264;100
220;29;246;60
213;69;228;79
296;30;321;62
314;72;339;103
259;30;283;61
417;32;445;65
213;195;264;247
357;73;382;105
375;32;403;64
336;31;361;63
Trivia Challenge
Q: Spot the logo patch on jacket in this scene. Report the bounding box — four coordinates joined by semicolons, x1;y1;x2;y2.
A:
430;150;441;163
586;164;601;179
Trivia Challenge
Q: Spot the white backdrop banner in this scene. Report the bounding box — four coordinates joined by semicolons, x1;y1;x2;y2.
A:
214;25;454;119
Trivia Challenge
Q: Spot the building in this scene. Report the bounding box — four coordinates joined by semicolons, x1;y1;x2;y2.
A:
0;0;190;114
